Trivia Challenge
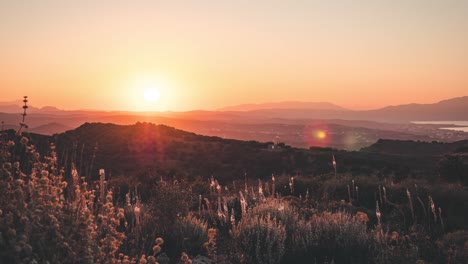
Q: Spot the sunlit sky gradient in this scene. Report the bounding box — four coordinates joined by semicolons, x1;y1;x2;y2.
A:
1;0;467;111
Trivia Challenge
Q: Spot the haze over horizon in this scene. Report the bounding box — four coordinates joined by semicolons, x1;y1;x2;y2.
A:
1;96;467;113
1;0;467;112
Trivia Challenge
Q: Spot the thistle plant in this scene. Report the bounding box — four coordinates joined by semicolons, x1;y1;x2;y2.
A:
376;200;382;226
16;96;28;135
272;174;276;198
407;188;415;223
100;168;106;202
198;194;202;215
258;179;264;200
438;207;444;231
347;184;352;204
239;191;247;215
428;196;437;222
289;176;294;195
355;186;359;203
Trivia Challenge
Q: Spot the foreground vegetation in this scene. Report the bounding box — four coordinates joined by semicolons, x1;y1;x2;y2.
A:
1;102;467;263
1;129;467;264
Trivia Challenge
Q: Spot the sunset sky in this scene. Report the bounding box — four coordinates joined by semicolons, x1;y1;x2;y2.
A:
1;0;467;112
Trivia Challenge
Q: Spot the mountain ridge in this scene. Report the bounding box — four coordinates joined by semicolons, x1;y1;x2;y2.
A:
218;101;348;111
1;96;467;122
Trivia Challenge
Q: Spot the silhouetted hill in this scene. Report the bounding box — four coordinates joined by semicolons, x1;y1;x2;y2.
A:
29;122;73;135
46;123;467;185
362;139;468;156
360;96;468;122
54;122;296;181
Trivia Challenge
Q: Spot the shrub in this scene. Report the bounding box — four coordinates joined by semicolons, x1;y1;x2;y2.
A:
232;212;286;264
172;214;208;257
436;230;468;264
292;211;372;263
0;137;125;263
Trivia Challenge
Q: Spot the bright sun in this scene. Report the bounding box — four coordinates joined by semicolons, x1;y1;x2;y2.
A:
143;87;161;103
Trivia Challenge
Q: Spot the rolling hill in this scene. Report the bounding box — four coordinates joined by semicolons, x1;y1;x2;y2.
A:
15;122;462;184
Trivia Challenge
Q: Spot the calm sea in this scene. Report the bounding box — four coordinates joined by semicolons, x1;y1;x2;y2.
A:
412;121;468;132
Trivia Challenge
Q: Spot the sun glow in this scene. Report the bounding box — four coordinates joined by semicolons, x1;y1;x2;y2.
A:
125;74;180;112
143;87;161;103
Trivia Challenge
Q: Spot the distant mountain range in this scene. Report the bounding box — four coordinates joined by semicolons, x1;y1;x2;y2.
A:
219;101;348;111
219;97;468;122
1;96;467;150
2;96;467;122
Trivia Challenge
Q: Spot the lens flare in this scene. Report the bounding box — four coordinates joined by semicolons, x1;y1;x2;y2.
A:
304;124;332;148
315;130;327;139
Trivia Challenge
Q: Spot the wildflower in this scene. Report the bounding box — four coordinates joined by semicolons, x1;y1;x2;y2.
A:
278;203;285;211
7;228;16;238
60;181;68;189
139;255;147;264
181;252;192;264
106;192;113;203
155;237;164;246
208;228;217;239
15;178;26;186
3;162;12;170
39;177;49;185
117;209;125;219
20;136;29;145
356;211;369;223
147;256;157;264
153;245;161;255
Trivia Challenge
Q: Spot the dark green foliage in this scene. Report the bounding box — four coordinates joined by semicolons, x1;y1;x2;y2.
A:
438;154;468;185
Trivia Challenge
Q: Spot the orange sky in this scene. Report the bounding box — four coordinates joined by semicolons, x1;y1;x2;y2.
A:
1;1;467;112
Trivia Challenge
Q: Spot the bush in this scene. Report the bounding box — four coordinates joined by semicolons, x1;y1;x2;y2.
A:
172;214;208;257
232;212;286;264
436;231;468;264
292;211;371;263
0;139;125;263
